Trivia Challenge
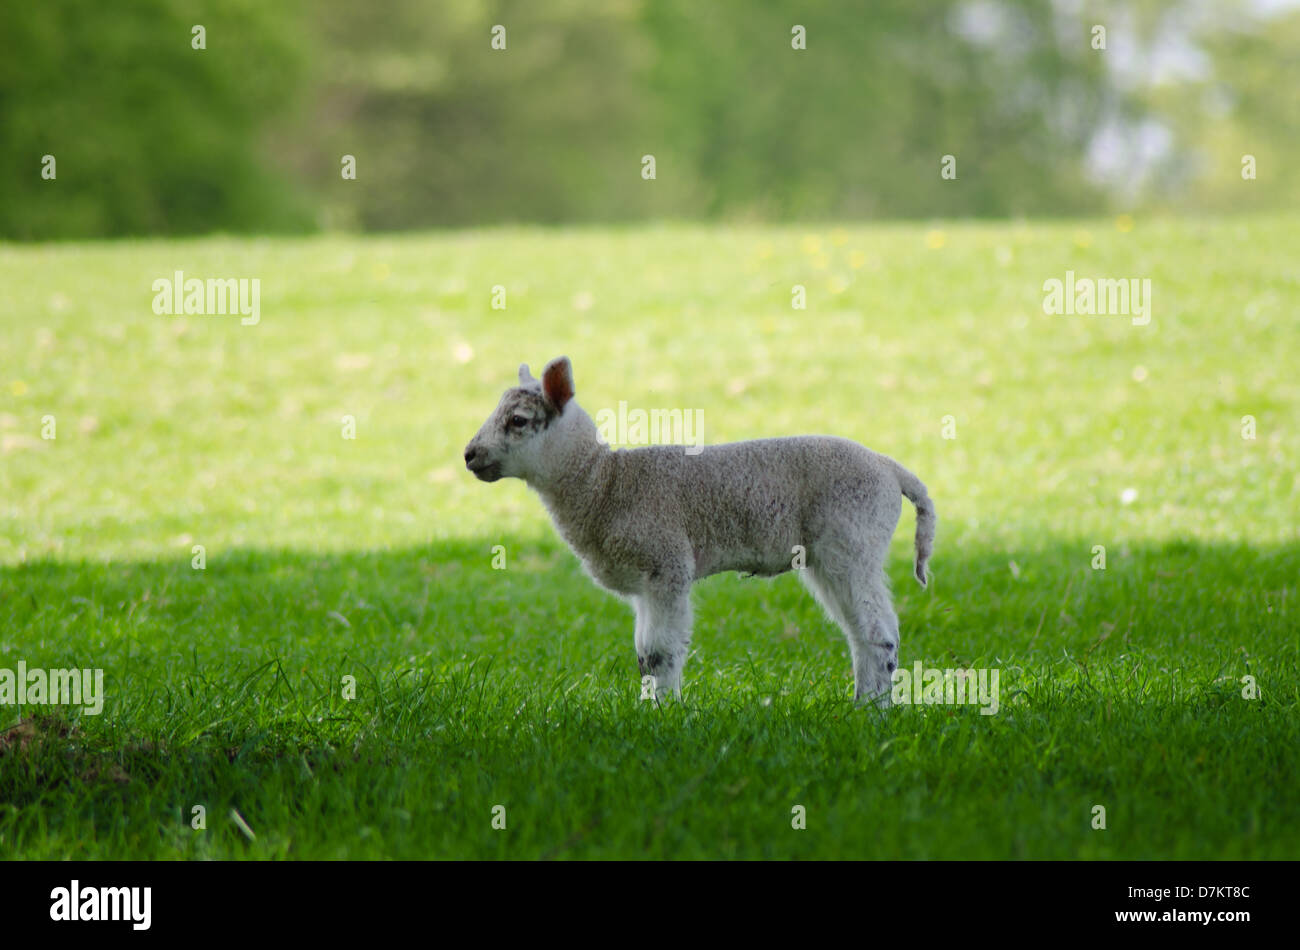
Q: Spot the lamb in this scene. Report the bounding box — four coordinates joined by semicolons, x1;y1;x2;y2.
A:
463;356;936;706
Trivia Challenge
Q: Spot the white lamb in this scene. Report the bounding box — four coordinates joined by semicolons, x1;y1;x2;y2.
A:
464;356;935;705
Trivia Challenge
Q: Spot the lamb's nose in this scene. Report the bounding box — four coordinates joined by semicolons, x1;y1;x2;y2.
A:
464;446;480;467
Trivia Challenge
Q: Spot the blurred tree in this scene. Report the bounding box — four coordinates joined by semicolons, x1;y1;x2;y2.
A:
1136;2;1300;214
293;0;661;230
640;0;1118;219
0;0;313;238
0;0;1295;238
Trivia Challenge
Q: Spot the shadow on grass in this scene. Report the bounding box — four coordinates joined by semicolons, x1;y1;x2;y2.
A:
1;534;1295;723
3;533;1297;669
0;537;1296;858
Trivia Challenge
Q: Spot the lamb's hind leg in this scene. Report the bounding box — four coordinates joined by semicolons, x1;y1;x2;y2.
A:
803;563;899;707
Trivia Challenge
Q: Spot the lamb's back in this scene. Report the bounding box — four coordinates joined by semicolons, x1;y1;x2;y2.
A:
606;436;890;576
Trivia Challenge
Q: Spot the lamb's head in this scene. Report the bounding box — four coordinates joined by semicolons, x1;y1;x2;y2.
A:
464;356;576;483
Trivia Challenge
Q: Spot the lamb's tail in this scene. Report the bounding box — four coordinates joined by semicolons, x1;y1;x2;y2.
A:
887;458;936;587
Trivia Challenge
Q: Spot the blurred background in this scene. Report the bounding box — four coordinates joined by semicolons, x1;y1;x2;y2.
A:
2;0;1297;240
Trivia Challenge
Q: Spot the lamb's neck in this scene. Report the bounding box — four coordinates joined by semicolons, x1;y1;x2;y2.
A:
529;438;612;541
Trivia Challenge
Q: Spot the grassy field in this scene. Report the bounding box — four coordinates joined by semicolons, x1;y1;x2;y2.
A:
1;216;1297;859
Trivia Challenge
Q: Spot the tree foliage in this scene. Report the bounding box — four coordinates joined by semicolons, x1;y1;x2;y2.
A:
1;0;1294;238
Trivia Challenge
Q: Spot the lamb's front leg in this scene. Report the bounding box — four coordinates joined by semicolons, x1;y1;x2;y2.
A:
634;582;693;702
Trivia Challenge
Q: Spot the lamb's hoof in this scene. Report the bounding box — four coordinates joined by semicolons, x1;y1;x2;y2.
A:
855;689;892;710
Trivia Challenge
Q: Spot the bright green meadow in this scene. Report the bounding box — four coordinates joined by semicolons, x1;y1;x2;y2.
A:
1;216;1296;858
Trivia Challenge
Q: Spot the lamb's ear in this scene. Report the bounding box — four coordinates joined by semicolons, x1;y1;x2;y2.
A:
541;356;574;412
518;363;537;387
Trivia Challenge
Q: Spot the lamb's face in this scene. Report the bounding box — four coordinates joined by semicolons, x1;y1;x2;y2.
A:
464;384;558;482
465;358;574;482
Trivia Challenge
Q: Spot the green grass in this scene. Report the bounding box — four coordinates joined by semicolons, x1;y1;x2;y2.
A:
1;216;1297;859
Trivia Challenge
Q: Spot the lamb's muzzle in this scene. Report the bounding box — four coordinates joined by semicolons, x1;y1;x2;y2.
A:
465;355;936;706
463;444;501;481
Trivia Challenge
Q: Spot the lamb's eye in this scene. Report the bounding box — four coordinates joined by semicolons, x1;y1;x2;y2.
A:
509;414;529;429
